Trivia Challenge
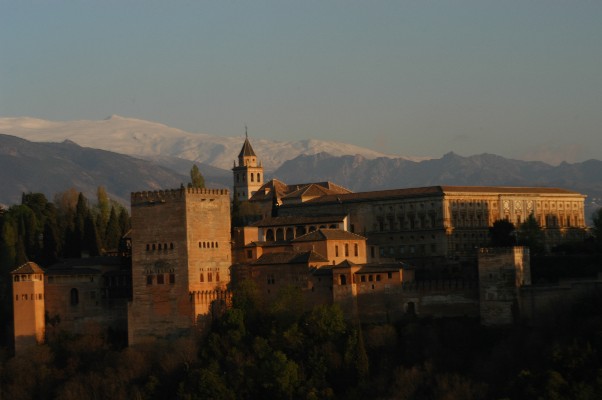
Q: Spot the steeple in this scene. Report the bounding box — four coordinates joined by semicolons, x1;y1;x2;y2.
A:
238;126;257;164
232;128;263;200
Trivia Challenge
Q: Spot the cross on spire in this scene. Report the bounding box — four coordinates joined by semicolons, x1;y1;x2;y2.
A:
245;125;248;138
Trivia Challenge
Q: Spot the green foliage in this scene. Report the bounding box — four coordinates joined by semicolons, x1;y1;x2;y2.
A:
592;208;602;251
190;164;205;189
518;213;545;255
489;219;516;247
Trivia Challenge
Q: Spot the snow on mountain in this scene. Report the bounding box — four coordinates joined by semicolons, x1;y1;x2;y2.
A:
0;115;418;171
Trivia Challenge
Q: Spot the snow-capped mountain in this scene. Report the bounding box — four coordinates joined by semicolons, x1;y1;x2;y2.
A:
0;115;415;171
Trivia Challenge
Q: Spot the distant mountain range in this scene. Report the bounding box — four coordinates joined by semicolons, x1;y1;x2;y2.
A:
0;115;409;171
0;134;226;206
272;152;602;221
1;115;600;223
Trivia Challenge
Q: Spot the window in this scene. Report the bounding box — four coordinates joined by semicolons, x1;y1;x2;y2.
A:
169;274;175;284
354;243;359;257
216;272;220;282
361;275;366;282
208;272;213;282
157;274;165;284
340;274;347;285
387;272;392;279
335;245;339;257
257;173;261;182
247;250;253;259
376;274;381;281
200;273;204;282
251;173;254;182
70;288;79;306
368;275;374;282
345;243;349;257
146;275;153;285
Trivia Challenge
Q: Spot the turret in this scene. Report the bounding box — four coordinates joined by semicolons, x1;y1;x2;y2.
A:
11;262;45;353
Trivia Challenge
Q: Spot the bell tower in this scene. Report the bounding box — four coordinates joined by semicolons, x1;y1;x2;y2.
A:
232;127;263;200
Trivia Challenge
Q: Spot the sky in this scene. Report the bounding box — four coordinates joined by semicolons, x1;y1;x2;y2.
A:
1;1;601;164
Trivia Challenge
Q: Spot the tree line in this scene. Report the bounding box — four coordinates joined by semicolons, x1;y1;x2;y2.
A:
3;280;602;399
0;187;130;345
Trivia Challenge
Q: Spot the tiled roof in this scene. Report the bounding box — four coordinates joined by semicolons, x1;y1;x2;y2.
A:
249;180;352;202
11;262;44;274
250;215;347;227
249;179;290;202
292;228;367;242
287;185;582;206
238;137;256;157
252;250;329;265
440;186;581;195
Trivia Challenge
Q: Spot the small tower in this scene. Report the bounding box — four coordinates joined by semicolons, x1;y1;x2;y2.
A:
232;128;263;200
11;262;45;353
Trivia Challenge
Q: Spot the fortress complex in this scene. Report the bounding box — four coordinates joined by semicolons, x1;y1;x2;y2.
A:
10;135;593;353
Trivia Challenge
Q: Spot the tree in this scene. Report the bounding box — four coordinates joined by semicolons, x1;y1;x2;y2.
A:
518;213;545;255
190;164;205;189
104;206;121;251
592;208;602;251
489;219;516;247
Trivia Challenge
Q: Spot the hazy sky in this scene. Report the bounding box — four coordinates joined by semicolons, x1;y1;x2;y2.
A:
1;1;601;164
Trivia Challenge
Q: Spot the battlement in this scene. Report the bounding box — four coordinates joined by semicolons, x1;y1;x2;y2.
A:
478;246;529;257
189;289;232;304
400;279;478;292
131;188;230;206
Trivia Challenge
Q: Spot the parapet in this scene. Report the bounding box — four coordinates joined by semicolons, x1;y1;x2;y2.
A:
131;188;230;206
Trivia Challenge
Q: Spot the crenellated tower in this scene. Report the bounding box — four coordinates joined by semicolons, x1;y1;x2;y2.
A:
128;187;231;344
232;128;263;200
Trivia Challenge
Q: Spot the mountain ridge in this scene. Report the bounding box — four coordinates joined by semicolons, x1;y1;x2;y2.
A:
0;115;413;171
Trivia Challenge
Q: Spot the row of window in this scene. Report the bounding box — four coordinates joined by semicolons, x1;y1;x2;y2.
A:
13;274;43;282
376;215;438;232
146;243;175;251
334;243;359;257
339;272;394;285
200;272;220;283
264;224;339;241
199;241;219;249
235;172;262;183
146;273;176;285
15;293;44;301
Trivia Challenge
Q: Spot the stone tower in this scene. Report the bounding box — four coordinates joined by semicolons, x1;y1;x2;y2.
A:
478;246;531;325
11;262;45;353
128;187;231;344
232;130;263;200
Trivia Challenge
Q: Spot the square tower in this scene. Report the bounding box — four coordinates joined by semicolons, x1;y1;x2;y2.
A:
128;187;231;344
11;262;45;354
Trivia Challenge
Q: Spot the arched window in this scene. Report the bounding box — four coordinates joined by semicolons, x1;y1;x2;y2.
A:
335;245;339;257
70;288;79;306
257;173;261;182
200;273;204;282
285;228;294;241
266;229;275;241
345;243;349;257
251;173;254;182
354;243;359;257
276;228;284;241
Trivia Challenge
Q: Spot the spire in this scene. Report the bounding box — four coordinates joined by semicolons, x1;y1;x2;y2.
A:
238;128;257;158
